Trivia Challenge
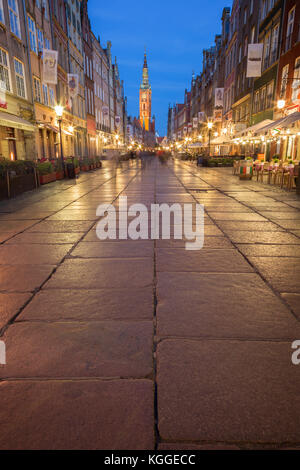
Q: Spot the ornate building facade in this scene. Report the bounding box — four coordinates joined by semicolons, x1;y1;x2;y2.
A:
139;52;155;146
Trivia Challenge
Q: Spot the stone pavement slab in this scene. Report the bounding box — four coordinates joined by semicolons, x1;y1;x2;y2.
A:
18;287;153;321
281;294;300;318
157;248;253;273
223;230;300;244
0;293;31;329
156;272;300;339
0;380;154;450
218;221;284;232
0;244;73;265
0;320;153;379
237;244;300;257
0;265;55;292
72;241;153;258
208;212;267;222
5;232;83;244
26;220;93;233
45;258;153;289
249;257;300;293
157;339;300;443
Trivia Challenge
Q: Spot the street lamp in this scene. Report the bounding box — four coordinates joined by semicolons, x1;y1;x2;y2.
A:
207;121;213;156
277;99;286;110
55;105;65;175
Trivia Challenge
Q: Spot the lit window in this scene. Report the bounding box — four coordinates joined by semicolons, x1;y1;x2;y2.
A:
0;0;4;24
292;57;300;103
37;28;43;54
14;58;26;98
286;7;295;51
44;37;50;50
0;48;10;92
34;77;41;102
49;87;54;107
8;0;21;38
28;16;37;53
42;0;48;20
42;83;48;105
280;64;289;98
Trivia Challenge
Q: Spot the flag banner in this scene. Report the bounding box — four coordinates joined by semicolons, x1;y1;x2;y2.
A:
102;106;109;116
198;112;205;122
247;44;263;78
214;109;223;122
67;74;79;99
215;88;224;107
0;80;7;109
193;117;198;128
188;123;193;133
183;126;187;135
43;50;58;84
115;116;121;127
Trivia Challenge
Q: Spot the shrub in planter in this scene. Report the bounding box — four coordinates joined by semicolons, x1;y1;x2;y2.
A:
51;159;64;180
80;157;91;171
37;161;56;184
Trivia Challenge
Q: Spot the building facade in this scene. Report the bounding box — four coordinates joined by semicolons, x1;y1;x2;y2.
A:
0;0;36;161
168;0;300;161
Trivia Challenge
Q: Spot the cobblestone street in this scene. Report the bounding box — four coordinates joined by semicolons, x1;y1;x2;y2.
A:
0;157;300;449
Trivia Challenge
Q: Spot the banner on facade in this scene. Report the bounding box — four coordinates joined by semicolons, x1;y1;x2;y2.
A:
115;116;121;128
214;109;223;122
102;106;109;116
193;117;198;128
188;123;193;133
246;44;264;78
67;74;79;99
43;50;58;85
183;127;187;135
0;81;7;109
215;88;224;107
198;112;205;122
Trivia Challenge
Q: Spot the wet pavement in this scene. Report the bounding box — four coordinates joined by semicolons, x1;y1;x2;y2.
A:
0;156;300;449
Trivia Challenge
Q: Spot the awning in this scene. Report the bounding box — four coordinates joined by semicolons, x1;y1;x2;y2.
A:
188;142;207;148
37;122;58;133
258;112;300;134
235;119;273;137
211;135;231;145
0;111;35;132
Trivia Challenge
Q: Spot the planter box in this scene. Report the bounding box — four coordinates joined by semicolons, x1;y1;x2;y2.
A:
56;171;64;180
75;167;80;175
80;165;90;172
39;172;57;185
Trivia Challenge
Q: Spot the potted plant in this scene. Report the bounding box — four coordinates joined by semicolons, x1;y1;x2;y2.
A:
37;161;56;184
79;157;90;172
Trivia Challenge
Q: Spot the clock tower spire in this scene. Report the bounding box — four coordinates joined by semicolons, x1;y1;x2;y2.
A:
139;50;152;131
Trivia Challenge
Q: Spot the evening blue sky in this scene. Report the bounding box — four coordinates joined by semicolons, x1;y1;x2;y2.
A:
88;0;230;136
